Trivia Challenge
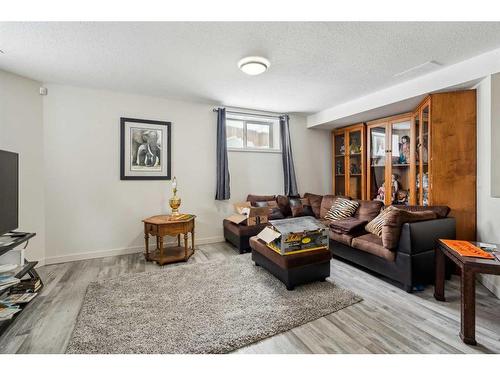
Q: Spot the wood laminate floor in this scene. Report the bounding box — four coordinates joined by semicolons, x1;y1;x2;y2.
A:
0;242;499;354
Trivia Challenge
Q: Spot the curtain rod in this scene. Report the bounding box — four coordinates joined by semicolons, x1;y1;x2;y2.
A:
212;108;285;119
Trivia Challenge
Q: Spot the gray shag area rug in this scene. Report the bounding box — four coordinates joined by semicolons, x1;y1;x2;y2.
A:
66;254;361;354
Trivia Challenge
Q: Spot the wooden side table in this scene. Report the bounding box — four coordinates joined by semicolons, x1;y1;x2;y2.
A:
434;239;500;345
143;214;196;266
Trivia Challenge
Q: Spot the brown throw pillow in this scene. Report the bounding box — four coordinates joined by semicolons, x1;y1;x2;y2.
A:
276;195;292;217
254;201;284;220
289;198;315;217
303;192;323;218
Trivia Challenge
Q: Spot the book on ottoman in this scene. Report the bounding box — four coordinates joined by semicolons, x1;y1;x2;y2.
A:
257;216;328;255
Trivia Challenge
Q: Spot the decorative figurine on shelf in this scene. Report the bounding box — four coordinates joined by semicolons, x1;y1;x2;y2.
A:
350;163;361;174
422;173;429;205
399;135;410;164
336;160;344;175
169;176;181;216
339;143;345;155
391;174;400;203
350;139;361;154
375;184;385;202
376;174;401;202
396;189;409;204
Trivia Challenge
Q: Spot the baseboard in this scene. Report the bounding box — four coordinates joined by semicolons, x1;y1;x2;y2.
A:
44;235;225;265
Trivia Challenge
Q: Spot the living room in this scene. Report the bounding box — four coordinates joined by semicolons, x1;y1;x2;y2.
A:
1;1;500;373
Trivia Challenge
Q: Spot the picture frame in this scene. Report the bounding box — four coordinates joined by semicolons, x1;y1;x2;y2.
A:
120;117;171;180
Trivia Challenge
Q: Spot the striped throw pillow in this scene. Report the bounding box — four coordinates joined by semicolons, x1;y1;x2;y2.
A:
324;198;359;221
365;206;397;237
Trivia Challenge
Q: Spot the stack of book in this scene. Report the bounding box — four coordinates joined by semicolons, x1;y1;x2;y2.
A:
10;278;42;293
1;293;37;305
0;275;20;292
0;303;21;321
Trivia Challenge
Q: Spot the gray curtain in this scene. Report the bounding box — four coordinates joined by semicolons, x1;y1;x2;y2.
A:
280;115;298;196
215;108;230;200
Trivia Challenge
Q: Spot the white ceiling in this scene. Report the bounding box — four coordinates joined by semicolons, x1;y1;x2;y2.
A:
1;22;500;114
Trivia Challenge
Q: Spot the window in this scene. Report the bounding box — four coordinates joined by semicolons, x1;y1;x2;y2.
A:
226;114;280;152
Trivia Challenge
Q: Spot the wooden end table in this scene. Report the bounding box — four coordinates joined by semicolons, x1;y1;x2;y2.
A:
143;214;196;266
434;239;500;345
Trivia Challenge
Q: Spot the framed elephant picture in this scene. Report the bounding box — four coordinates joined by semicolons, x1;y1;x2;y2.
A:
120;117;171;180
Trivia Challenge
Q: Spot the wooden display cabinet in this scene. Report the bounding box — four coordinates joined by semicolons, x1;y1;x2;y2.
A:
366;113;414;206
332;123;366;199
331;90;476;239
413;91;476;240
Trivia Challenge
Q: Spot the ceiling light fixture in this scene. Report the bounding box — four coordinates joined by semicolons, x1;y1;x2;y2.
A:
238;56;270;76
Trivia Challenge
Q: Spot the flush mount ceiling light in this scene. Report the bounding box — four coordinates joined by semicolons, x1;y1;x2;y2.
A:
238;56;270;75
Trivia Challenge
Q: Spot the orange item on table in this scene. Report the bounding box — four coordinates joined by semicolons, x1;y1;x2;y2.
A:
441;240;495;259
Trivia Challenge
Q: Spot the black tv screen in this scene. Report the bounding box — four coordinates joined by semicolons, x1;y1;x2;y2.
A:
0;150;19;236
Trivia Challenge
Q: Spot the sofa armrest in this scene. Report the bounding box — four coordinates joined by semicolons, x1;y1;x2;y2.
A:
397;218;456;255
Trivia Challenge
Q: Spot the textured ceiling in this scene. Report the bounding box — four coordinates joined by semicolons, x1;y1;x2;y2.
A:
1;22;500;114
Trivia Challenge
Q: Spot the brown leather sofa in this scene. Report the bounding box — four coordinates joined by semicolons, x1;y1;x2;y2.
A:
223;193;456;292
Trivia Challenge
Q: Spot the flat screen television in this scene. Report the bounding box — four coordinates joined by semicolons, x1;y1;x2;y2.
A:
0;150;19;236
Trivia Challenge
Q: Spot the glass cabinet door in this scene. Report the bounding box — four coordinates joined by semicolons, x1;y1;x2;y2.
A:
347;129;363;199
333;132;346;196
421;105;430;206
413;112;420;205
368;125;386;202
389;119;411;205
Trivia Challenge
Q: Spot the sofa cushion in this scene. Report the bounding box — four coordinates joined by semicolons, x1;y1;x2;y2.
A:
351;233;395;262
246;194;275;204
353;199;384;222
253;201;284;220
382;208;438;249
223;220;267;237
393;205;450;218
303;192;323;218
328;217;368;235
250;236;331;269
289;197;315;218
329;231;354;246
276;195;292;217
365;206;397;237
325;198;359;221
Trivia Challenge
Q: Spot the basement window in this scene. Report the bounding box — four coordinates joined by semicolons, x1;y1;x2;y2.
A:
226;114;281;152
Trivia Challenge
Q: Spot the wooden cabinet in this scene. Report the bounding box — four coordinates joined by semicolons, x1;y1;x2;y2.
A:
332;124;366;199
366;113;413;206
331;90;476;240
414;91;476;240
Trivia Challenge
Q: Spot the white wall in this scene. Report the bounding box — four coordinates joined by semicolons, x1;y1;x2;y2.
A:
42;84;330;264
0;70;45;263
476;74;500;298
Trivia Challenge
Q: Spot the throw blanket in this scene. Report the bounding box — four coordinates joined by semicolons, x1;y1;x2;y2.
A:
329;217;368;234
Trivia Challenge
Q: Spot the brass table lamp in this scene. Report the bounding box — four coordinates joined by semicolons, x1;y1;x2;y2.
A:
169;177;181;216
